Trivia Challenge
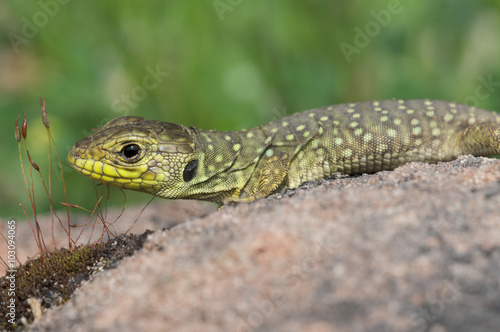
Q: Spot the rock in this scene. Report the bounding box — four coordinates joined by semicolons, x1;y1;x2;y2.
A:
30;155;500;332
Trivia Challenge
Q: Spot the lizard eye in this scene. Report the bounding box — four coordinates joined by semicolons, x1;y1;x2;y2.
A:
121;144;142;162
183;160;198;182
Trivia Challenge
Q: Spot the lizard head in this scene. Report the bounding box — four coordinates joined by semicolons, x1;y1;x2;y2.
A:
68;116;199;197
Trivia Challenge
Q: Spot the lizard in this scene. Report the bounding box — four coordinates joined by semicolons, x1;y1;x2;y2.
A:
68;99;500;204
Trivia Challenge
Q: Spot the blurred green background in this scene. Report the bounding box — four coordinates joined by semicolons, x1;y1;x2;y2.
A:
1;1;500;220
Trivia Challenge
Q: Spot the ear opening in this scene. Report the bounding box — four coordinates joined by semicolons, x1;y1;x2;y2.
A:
183;159;198;182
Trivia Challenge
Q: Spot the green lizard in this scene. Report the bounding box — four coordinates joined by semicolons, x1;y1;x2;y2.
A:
68;100;500;204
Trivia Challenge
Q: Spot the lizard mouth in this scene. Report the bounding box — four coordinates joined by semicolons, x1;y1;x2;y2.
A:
68;145;161;193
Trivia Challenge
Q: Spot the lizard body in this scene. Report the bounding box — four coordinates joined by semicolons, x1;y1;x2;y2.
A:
68;100;500;204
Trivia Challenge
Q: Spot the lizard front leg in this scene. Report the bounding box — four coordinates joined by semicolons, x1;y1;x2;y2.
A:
224;152;291;204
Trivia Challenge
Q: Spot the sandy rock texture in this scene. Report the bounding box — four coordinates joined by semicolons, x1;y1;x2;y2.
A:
0;200;215;276
30;155;500;332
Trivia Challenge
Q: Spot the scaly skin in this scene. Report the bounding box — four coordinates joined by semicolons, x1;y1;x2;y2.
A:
68;100;500;204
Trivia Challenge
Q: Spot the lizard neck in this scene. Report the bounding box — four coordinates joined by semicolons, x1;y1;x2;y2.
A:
193;128;250;177
181;127;265;201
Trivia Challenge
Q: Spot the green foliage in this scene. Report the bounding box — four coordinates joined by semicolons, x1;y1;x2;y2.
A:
1;1;499;218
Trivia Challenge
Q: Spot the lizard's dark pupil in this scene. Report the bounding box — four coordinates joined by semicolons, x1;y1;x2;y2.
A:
122;144;141;160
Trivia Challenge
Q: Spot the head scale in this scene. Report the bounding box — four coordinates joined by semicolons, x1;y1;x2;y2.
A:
68;116;198;197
